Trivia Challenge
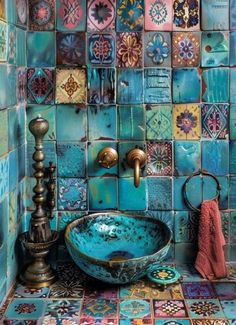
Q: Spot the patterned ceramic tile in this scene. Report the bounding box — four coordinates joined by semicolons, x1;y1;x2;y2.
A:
174;211;198;243
16;0;27;26
173;0;200;31
230;68;236;103
87;68;115;104
14;285;49;299
56;261;87;282
144;32;171;67
116;0;143;31
88;177;118;209
117;69;143;104
147;177;172;210
173;68;201;103
42;317;79;325
0;21;7;62
80;318;118;325
5;299;46;320
0;65;7;109
146;141;172;176
58;178;87;211
88;33;115;65
220;300;236;318
144;68;171;104
201;0;229;30
55;68;86;104
155;321;191;325
27;68;54;104
191;320;229;325
182;282;216;299
17;67;27;103
116;32;142;68
201;32;229;67
29;0;55;30
87;0;116;31
57;0;86;31
84;284;118;300
0;156;8;201
119;280;152;299
230;211;236;243
7;24;16;65
81;298;117;319
174;141;200;176
120;299;151;319
172;32;200;67
202;140;229;176
201;104;229;139
144;0;172;31
118;105;145;140
230;105;236;139
202;68;229;103
173;104;200;140
119;178;146;210
45;299;81;318
153;300;187;318
186;299;224;318
58;211;86;231
146;105;172;140
120;320;152;325
145;210;174;233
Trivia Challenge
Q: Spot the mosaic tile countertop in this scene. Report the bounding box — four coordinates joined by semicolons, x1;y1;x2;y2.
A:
1;261;236;324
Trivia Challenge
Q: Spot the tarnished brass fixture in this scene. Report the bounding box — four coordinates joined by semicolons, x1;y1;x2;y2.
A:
126;148;146;188
97;147;118;169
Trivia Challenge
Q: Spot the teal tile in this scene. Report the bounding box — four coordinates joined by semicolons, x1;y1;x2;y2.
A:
155;320;191;325
56;105;87;141
5;298;46;320
229;177;236;209
230;211;236;243
230;32;236;67
202;68;229;103
9;149;18;192
17;105;26;147
0;109;8;157
118;105;145;140
7;65;17;107
221;211;230;244
201;0;229;30
8;106;17;151
230;68;236;103
221;300;236;318
119;178;146;210
0;64;7;108
146;210;174;233
0;197;8;285
202;140;229;176
147;177;172;210
18;144;26;181
7;23;16;64
230;105;236;139
231;0;236;30
88;177;118;210
16;27;26;66
27;31;55;67
175;211;198;243
6;0;16;24
0;20;7;61
58;211;86;231
174;141;201;176
117;69;143;104
203;176;228;210
230;141;236;174
88;105;117;140
27;105;56;141
56;0;86;31
0;281;7;307
116;0;144;31
144;68;171;104
146;104;172;140
58;178;87;211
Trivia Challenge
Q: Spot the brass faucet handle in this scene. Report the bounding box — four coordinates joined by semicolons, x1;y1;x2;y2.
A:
126;148;147;188
97;147;118;169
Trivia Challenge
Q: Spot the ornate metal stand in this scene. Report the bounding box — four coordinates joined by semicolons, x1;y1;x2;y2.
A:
19;116;59;288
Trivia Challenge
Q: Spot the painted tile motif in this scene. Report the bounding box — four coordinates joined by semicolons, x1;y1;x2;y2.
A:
146;105;172;140
14;285;49;298
5;299;46;320
45;299;81;318
116;0;144;31
55;68;86;104
175;211;199;243
146;141;172;176
16;0;27;26
144;68;171;103
172;32;200;67
201;104;229;139
147;177;172;210
191;321;228;325
27;68;54;104
153;300;187;317
119;299;151;319
58;178;87;211
29;0;55;30
173;104;200;140
116;32;142;68
87;0;116;31
182;282;216;299
145;0;173;31
81;298;117;319
8;25;16;65
88;33;115;65
0;156;9;202
173;0;200;30
57;0;86;31
144;32;171;67
185;299;224;318
0;21;7;62
120;320;152;325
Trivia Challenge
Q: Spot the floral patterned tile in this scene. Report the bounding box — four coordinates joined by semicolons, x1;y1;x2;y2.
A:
58;178;87;211
185;299;225;318
42;317;79;325
119;299;151;319
29;0;55;30
56;262;87;282
144;0;172;31
81;298;118;319
0;20;7;61
14;285;49;299
87;0;116;32
80;317;118;324
173;0;200;31
144;32;171;67
5;299;46;320
116;32;142;68
191;320;229;325
116;0;143;31
49;279;84;299
88;33;115;66
56;0;86;31
45;300;81;318
146;141;172;176
181;282;217;299
153;300;187;318
120;319;152;325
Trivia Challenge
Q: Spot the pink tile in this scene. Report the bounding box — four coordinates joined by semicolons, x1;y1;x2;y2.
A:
145;0;172;31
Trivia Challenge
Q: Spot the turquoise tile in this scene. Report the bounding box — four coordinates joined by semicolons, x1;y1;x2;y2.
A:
147;177;172;210
203;176;228;210
118;105;145;140
24;176;35;211
146;210;174;233
88;105;117;140
144;68;171;104
56;105;87;141
155;320;191;325
146;104;172;140
230;32;236;67
175;211;198;243
16;27;26;66
58;211;86;231
7;65;17;107
27;105;56;141
221;211;230;243
230;211;236;243
58;178;87;211
173;68;201;103
0;197;8;285
0;65;7;108
88;177;118;210
202;140;229;176
0;281;7;308
9;149;18;192
27;31;55;67
18;144;26;181
144;32;171;67
56;0;86;31
230;141;236;174
201;32;229;67
57;142;86;177
175;243;197;264
231;0;236;30
201;0;229;30
230;68;236;103
0;109;8;157
5;298;46;320
118;141;145;177
215;300;236;319
6;0;16;24
174;141;201;176
119;178;146;210
117;69;143;104
0;20;7;61
202;68;229;103
88;141;118;177
8;106;17;151
229;177;236;209
17;105;26;147
230;105;236;139
116;0;144;31
7;23;16;65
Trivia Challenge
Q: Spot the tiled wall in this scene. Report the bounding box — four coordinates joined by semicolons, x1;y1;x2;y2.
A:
24;0;236;265
0;0;27;305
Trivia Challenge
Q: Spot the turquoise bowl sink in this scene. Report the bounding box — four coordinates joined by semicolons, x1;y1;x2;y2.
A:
65;212;172;284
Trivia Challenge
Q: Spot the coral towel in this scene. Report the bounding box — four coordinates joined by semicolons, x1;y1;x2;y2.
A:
195;198;227;280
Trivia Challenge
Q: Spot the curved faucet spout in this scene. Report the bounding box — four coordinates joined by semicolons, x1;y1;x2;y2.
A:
134;158;140;188
126;148;147;188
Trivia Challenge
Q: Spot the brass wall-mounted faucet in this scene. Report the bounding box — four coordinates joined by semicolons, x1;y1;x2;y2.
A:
97;147;118;169
126;148;146;188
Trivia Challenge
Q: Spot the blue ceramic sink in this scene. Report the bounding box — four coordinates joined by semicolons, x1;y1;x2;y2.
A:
65;212;172;284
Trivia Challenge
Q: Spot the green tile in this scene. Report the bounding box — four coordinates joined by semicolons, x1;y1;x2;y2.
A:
146;105;172;140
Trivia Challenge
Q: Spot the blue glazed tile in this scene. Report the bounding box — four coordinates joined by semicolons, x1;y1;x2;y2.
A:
56;0;86;31
88;177;118;210
0;65;7;109
27;105;56;141
202;140;229;176
175;211;198;243
0;281;7;309
120;320;152;325
88;141;118;176
147;177;172;210
203;176;228;210
0;20;7;61
45;299;81;318
57;32;85;66
0;196;8;285
220;300;236;318
8;106;17;151
0;109;8;156
230;68;236;103
118;141;145;177
120;299;151;319
230;32;236;66
9;150;18;192
88;105;117;140
117;69;143;104
173;68;201;103
6;0;16;24
119;178;146;210
231;0;236;30
0;155;9;201
16;27;26;66
5;298;46;320
175;243;197;264
214;282;236;299
174;141;200;176
201;0;229;30
202;68;229;103
7;65;17;107
118;105;145;140
24;176;35;211
201;32;229;67
230;211;236;243
58;178;87;211
88;68;115;104
56;105;87;141
27;32;55;67
221;211;230;244
57;142;86;177
88;33;115;66
17;105;26;147
58;211;86;231
146;211;174;233
116;0;144;31
146;104;172;140
230;105;236;139
27;68;54;104
14;284;49;299
7;24;16;65
230;141;236;174
229;177;236;209
144;32;171;67
144;68;171;104
155;320;191;325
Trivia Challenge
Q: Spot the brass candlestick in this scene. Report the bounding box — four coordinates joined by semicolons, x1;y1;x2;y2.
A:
19;116;58;288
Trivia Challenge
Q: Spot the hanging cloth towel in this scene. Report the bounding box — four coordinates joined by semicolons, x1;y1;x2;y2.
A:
194;198;228;280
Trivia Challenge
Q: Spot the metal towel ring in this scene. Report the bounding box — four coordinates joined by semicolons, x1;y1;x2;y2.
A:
183;169;221;212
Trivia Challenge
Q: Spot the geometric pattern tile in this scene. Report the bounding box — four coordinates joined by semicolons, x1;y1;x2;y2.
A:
56;0;86;31
45;299;81;318
119;299;151;319
88;33;115;65
144;32;171;67
182;282;217;299
173;0;200;31
116;32;142;68
81;298;118;319
116;0;144;32
155;321;191;325
28;0;55;30
16;0;27;27
201;104;229;139
144;0;172;31
174;211;199;243
146;141;172;176
146;105;172;140
0;21;7;61
153;300;187;318
185;299;224;318
27;68;54;104
191;321;229;325
87;0;116;31
55;68;86;104
58;178;87;211
5;298;46;320
14;285;49;298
